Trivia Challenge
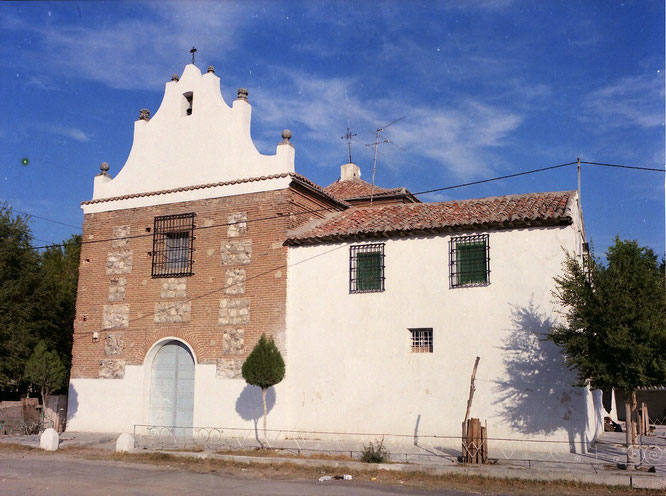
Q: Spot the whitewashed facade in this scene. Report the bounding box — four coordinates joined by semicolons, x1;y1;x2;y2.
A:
67;63;605;453
283;198;605;452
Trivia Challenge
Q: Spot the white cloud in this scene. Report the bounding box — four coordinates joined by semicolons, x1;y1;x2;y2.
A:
43;125;91;142
252;70;522;180
583;74;665;129
4;2;249;90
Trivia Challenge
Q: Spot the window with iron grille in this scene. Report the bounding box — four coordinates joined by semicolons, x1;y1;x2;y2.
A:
410;328;433;353
349;243;385;293
152;213;195;278
449;234;489;288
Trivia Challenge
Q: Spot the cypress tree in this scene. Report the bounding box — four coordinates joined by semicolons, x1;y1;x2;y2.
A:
241;334;285;438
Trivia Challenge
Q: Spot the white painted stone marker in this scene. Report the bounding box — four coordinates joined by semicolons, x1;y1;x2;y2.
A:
115;433;135;453
40;428;59;451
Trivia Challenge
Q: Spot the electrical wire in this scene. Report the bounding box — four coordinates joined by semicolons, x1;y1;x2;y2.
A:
412;161;578;196
11;208;81;229
580;161;666;173
9;158;665;251
72;243;346;337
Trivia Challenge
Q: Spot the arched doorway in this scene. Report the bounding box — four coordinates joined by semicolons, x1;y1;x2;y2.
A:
149;340;195;432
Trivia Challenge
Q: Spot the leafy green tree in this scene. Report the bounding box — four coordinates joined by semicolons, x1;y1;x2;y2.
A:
550;238;666;459
34;235;81;374
241;334;285;438
0;204;40;392
0;204;80;397
24;340;67;411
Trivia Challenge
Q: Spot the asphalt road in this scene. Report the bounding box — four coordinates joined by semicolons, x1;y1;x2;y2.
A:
0;452;475;496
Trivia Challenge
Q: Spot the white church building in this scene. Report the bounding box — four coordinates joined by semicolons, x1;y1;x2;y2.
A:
66;63;606;454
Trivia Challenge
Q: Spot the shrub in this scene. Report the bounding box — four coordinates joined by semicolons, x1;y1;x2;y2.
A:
360;437;389;463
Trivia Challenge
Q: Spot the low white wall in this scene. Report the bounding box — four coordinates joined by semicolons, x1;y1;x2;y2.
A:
285;225;594;453
67;366;144;433
67;363;290;434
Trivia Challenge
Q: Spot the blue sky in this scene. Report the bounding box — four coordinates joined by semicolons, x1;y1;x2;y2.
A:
1;1;664;257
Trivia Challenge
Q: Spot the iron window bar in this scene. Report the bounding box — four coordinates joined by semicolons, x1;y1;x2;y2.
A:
449;234;490;288
349;243;385;293
152;213;196;278
410;328;433;353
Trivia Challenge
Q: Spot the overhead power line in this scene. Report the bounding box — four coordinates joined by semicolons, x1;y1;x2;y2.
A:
580;161;666;173
13;158;665;252
412;161;578;196
13;208;81;229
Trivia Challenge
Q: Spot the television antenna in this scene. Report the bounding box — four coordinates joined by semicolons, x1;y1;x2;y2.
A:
340;121;358;164
366;116;405;203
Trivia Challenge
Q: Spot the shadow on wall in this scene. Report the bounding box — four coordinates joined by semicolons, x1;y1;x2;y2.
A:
65;382;78;427
235;384;276;444
495;302;589;453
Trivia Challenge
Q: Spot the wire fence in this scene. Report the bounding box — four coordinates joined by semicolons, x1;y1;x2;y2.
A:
132;424;666;471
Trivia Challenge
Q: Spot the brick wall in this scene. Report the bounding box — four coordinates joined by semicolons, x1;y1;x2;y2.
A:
71;185;341;380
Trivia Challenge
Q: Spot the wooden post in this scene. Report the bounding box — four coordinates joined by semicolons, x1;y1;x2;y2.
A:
482;419;488;463
630;391;638;446
464;357;480;424
625;402;635;468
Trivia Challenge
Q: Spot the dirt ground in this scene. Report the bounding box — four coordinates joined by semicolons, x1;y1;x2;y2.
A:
0;443;662;496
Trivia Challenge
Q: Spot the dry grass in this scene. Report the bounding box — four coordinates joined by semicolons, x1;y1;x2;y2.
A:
0;442;34;452
107;451;662;495
213;447;353;461
0;442;661;495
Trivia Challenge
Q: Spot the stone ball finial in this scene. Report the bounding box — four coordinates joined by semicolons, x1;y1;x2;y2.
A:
100;161;110;174
138;108;150;121
237;88;248;101
281;129;292;144
171;73;180;82
207;65;215;73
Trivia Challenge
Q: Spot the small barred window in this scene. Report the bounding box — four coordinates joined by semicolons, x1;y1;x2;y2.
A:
449;234;490;288
152;213;195;278
410;328;433;353
350;243;385;293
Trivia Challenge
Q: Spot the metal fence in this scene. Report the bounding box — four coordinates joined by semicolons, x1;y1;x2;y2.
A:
133;424;666;470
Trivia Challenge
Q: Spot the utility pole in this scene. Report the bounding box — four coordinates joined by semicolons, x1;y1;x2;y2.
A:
577;156;581;206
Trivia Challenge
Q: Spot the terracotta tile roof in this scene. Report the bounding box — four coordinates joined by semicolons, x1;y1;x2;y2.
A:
286;191;576;245
82;172;347;208
324;178;401;200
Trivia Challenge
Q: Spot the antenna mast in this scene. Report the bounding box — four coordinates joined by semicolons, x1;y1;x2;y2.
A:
340;121;357;164
369;116;405;204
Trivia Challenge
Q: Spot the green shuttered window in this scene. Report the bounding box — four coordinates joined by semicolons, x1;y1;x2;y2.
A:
350;244;385;293
450;234;489;287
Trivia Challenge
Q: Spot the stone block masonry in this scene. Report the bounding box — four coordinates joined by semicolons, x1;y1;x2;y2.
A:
108;277;127;302
111;225;130;248
99;359;125;379
102;304;129;329
225;268;246;294
104;334;125;356
161;278;187;298
218;298;250;325
220;239;252;265
154;302;191;323
216;358;242;379
222;329;244;354
106;250;133;275
70;186;340;379
227;212;247;237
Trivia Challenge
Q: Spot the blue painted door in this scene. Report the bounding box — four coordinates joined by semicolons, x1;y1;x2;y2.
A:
149;341;194;430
